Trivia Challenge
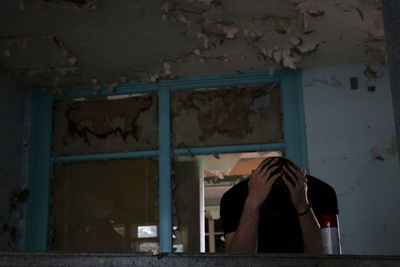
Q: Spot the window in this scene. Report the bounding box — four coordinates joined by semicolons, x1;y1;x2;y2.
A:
26;70;307;252
50;158;158;252
174;150;284;252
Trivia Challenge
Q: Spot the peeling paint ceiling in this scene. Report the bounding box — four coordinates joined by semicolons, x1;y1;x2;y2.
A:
0;0;385;90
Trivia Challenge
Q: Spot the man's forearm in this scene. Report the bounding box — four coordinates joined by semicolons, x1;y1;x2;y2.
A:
298;208;323;253
226;198;260;253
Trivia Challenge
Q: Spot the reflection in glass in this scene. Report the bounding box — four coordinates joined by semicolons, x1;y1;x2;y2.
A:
138;225;158;238
173;151;283;252
50;158;159;252
139;242;159;253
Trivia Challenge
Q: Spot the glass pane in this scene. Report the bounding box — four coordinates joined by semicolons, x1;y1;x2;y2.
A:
52;93;158;156
173;150;283;253
171;84;283;148
172;159;201;252
50;158;159;253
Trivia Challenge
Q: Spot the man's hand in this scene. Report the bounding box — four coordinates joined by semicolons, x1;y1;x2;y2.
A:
282;162;309;213
282;160;323;253
247;158;282;209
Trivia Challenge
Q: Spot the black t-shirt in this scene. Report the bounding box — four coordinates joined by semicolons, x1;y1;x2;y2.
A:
220;175;338;253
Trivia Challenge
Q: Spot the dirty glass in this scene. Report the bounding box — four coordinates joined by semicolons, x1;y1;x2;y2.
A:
172;151;283;253
171;84;283;148
50;158;159;253
52;93;158;156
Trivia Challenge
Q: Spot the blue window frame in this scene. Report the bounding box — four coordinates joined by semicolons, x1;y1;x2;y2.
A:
26;69;307;252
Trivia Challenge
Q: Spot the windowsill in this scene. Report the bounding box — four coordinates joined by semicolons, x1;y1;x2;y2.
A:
1;251;400;266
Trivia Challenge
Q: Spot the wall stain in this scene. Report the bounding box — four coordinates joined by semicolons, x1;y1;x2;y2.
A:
371;146;384;160
304;76;342;87
389;215;400;224
386;136;398;156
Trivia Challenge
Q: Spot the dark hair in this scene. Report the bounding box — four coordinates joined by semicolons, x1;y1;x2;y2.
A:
258;156;296;209
258;156;297;180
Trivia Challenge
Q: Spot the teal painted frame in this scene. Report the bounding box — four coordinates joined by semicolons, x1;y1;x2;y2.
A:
158;87;172;251
26;91;53;250
26;69;308;252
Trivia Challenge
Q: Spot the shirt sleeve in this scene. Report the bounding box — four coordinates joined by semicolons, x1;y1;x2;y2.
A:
310;181;339;217
220;190;243;235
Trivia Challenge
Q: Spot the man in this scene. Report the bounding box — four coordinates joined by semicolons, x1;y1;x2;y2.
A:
220;157;338;253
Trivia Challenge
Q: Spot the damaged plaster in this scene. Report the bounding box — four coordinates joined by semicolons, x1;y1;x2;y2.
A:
0;72;28;250
171;83;283;148
302;63;400;254
52;94;158;155
304;75;343;87
160;0;325;72
386;136;398;157
157;0;386;81
19;0;98;11
371;146;384;160
0;0;388;89
0;169;29;250
249;95;271;114
0;34;77;91
363;64;385;92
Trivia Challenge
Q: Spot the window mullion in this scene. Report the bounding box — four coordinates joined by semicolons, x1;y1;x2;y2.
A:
158;86;172;252
26;90;53;250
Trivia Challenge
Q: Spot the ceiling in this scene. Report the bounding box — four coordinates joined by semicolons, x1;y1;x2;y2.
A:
0;0;385;91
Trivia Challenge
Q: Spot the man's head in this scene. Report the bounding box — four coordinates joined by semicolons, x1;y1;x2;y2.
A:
255;156;300;200
257;156;298;179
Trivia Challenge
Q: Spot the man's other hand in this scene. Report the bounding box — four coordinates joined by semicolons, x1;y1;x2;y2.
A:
282;162;309;213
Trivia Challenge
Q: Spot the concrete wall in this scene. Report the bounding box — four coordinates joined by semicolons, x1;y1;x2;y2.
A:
302;63;400;254
0;71;26;250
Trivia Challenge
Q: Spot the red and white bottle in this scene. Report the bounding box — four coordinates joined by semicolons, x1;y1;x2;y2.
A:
319;214;342;254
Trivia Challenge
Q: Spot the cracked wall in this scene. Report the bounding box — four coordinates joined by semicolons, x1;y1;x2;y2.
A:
171;83;283;148
302;62;400;254
0;71;27;250
52;94;158;155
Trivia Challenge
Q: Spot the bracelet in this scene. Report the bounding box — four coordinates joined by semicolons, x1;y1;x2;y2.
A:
297;202;312;216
